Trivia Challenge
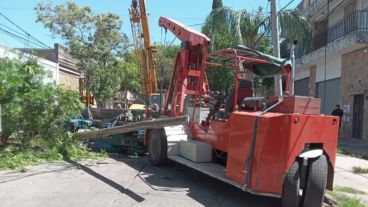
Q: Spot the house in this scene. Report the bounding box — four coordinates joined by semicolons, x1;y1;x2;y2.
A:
295;0;368;140
19;43;81;91
0;44;57;84
115;90;140;109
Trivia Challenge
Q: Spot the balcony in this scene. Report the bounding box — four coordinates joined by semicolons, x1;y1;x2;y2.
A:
303;0;327;17
296;10;368;63
312;10;368;50
302;0;345;18
329;10;368;41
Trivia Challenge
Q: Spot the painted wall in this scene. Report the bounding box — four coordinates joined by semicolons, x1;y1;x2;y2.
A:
316;78;341;114
295;66;310;81
328;5;345;27
315;54;341;82
0;45;57;84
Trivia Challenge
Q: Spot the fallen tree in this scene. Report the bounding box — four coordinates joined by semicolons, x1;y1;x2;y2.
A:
73;116;188;141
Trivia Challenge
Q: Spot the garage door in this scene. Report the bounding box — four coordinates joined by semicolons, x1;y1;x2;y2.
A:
295;78;310;96
316;78;341;114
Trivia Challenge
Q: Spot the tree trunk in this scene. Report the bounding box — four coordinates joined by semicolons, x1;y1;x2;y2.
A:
97;101;105;108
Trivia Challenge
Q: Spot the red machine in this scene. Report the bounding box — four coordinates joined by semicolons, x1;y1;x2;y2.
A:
147;16;339;207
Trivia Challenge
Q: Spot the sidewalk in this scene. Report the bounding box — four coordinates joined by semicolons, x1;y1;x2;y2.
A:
334;154;368;205
338;138;368;158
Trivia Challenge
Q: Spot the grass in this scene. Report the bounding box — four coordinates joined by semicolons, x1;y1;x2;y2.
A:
337;148;368;160
334;186;366;195
352;166;368;174
329;192;365;207
0;144;107;170
328;186;366;207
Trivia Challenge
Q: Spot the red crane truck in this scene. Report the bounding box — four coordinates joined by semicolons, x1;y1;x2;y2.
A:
145;16;339;207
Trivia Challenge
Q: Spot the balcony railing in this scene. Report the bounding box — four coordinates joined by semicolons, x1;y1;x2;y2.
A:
312;30;328;51
328;10;368;42
296;10;368;58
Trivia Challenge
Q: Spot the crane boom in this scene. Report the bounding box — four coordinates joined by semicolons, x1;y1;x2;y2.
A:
158;17;210;47
129;0;157;100
158;16;210;116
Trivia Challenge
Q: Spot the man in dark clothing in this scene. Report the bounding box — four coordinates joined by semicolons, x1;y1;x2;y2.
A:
332;105;344;128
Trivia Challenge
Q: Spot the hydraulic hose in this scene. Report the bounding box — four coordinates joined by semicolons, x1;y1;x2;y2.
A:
243;96;284;191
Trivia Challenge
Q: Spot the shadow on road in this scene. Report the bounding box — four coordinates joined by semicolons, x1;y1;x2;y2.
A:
108;154;280;207
64;158;145;203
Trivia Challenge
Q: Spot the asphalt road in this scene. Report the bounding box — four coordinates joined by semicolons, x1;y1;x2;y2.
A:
0;155;280;207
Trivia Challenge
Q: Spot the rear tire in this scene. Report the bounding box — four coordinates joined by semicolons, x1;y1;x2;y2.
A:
302;155;328;207
148;129;167;166
281;161;301;207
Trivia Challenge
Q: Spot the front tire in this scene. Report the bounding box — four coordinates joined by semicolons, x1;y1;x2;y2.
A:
148;129;167;166
302;155;328;207
282;161;301;207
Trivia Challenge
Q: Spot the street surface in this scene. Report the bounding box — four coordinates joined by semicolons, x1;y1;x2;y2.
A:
0;155;278;207
0;154;367;207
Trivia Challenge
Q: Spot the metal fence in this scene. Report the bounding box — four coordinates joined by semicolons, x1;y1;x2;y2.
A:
328;10;367;42
297;10;368;58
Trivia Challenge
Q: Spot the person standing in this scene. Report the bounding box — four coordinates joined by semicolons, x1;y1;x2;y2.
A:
332;105;343;128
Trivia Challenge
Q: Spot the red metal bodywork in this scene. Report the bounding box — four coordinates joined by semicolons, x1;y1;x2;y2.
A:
191;112;338;195
159;17;210;117
158;16;339;196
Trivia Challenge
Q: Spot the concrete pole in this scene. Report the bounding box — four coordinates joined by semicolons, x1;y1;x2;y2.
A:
271;0;283;96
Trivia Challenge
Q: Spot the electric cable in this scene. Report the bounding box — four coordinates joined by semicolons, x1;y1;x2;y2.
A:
0;12;52;49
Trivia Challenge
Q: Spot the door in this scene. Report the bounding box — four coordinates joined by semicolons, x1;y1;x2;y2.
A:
295;78;310;96
316;78;341;114
353;94;364;139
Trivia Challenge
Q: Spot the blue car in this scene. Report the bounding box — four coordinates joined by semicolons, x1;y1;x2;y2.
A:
64;115;93;132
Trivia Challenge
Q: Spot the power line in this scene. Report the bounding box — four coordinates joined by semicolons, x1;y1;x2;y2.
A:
0;27;46;48
0;12;52;49
279;0;296;12
0;12;80;65
257;0;298;41
0;23;30;40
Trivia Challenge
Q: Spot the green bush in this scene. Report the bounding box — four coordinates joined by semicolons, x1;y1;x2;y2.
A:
0;58;105;169
0;58;83;146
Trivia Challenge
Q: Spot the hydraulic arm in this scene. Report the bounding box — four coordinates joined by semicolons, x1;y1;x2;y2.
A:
158;17;210;116
129;0;157;99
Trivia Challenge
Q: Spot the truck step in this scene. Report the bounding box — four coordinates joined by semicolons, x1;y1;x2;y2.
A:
168;155;242;189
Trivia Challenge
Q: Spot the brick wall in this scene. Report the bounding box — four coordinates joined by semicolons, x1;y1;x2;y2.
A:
341;46;368;140
58;70;80;91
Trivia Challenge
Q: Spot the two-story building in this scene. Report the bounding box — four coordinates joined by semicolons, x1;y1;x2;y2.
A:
295;0;368;140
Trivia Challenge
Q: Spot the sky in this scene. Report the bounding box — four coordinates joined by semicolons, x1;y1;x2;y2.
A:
0;0;301;49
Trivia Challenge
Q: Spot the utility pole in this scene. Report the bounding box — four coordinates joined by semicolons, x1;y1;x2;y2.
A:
290;40;297;95
271;0;283;96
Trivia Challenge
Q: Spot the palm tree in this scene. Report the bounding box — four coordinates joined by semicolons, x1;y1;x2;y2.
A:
279;10;312;56
202;0;311;94
202;0;312;54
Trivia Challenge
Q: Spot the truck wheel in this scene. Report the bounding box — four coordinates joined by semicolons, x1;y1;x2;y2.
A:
148;129;167;166
281;161;301;207
302;155;328;207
